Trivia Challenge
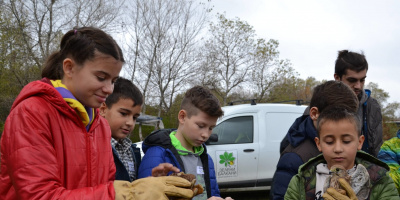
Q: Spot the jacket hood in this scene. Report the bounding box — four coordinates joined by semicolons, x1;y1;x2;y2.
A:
359;89;369;105
142;129;176;153
12;78;66;113
287;115;318;148
11;78;96;128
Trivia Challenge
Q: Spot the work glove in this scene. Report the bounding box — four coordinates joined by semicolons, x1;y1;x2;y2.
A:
322;178;358;200
114;176;194;200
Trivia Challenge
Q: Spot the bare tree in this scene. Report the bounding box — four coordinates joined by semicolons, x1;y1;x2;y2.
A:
70;0;125;32
124;0;210;115
2;0;125;87
1;4;35;89
250;38;298;102
203;14;256;105
190;47;220;88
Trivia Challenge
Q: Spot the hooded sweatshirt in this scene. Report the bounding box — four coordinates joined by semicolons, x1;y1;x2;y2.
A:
137;129;220;198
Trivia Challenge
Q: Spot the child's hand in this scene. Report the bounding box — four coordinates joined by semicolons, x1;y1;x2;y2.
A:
322;178;357;200
151;163;180;177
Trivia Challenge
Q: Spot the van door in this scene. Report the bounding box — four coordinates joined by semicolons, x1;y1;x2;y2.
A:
207;115;258;188
256;112;304;186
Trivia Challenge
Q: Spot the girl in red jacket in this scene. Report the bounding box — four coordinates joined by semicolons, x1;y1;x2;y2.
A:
0;27;195;200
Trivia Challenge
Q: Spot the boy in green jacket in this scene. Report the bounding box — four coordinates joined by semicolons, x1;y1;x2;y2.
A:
285;106;399;200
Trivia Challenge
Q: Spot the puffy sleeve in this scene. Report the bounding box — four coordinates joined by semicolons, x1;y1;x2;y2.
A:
284;174;304;200
0;98;115;199
368;173;400;199
378;137;400;194
138;146;168;178
271;152;304;200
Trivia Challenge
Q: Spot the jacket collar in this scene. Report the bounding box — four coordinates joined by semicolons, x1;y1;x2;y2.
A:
11;78;100;131
299;151;389;186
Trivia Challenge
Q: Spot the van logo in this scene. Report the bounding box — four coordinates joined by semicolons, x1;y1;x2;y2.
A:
219;151;236;167
216;150;238;178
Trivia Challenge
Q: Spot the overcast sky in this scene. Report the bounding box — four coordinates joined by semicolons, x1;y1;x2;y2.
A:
211;0;400;105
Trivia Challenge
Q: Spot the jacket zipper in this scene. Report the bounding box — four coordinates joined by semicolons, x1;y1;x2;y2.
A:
86;131;91;186
85;114;98;186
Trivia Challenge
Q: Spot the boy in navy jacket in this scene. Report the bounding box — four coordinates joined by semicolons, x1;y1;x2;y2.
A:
100;77;142;181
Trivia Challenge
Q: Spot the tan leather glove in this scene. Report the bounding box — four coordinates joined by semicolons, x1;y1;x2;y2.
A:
322;178;358;200
114;176;195;200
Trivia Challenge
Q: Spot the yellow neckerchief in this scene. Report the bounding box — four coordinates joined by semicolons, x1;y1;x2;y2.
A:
51;80;95;129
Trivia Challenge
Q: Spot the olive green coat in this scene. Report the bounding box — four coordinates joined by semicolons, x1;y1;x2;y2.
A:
284;151;399;200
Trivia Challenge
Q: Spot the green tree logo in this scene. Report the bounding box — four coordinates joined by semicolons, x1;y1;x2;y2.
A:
219;151;236;167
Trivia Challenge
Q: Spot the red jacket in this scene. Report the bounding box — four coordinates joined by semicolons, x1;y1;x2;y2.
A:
0;78;116;199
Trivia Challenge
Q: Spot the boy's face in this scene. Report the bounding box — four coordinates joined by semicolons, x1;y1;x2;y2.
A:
314;119;364;170
100;98;141;141
176;109;218;151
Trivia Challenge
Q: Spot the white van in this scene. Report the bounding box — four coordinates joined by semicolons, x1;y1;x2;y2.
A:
206;103;307;191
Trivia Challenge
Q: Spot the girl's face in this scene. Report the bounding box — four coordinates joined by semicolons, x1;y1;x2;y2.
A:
63;52;123;108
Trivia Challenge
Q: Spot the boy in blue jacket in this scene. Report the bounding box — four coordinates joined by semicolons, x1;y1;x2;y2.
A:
138;86;232;200
100;77;143;182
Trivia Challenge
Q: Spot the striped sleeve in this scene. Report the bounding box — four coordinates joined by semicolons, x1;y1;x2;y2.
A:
378;137;400;194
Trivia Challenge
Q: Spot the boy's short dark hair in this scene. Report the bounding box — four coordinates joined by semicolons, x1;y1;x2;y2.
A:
181;86;223;118
309;81;359;113
105;77;143;108
335;50;368;79
316;105;361;137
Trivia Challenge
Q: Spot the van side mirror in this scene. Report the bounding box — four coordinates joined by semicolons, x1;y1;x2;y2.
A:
206;134;218;144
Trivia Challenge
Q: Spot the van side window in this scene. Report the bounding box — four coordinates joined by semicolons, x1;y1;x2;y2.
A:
209;116;253;145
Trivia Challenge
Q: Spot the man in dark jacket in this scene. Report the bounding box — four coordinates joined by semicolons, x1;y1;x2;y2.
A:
334;49;383;157
270;81;359;200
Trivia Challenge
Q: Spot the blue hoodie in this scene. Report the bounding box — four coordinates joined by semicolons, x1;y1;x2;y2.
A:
270;115;321;200
138;129;220;198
